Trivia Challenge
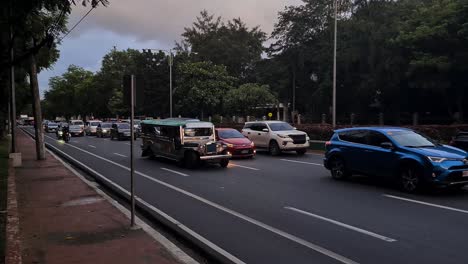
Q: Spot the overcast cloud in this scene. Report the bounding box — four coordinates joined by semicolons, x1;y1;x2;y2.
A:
39;0;303;96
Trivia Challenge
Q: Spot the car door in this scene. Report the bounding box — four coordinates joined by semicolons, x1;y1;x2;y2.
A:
255;123;270;148
339;130;370;174
365;131;400;177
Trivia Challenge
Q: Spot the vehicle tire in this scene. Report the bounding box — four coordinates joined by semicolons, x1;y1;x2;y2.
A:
184;151;199;169
296;149;307;155
269;141;281;156
399;165;422;193
220;159;229;168
329;157;350;180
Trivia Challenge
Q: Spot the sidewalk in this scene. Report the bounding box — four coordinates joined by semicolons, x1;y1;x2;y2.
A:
8;130;186;264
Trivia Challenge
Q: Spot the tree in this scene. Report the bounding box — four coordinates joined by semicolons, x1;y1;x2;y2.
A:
43;65;94;119
174;61;236;118
225;83;277;116
179;10;266;81
395;0;468;122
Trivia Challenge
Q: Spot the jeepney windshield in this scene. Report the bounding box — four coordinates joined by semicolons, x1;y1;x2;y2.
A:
184;127;213;137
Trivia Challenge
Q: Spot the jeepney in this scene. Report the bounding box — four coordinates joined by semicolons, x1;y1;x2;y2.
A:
140;119;231;168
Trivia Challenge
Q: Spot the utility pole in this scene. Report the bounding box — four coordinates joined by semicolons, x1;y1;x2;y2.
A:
9;3;16;153
169;49;173;118
29;46;45;160
130;75;136;227
332;0;338;128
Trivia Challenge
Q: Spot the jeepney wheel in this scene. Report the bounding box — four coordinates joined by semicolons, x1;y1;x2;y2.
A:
220;159;229;168
184;151;199;169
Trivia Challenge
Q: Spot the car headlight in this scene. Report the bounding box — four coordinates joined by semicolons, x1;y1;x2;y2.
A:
226;143;234;148
277;134;289;138
427;156;463;163
102;129;107;133
58;131;63;135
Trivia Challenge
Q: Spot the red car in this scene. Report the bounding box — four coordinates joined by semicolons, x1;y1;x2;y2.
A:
216;128;256;158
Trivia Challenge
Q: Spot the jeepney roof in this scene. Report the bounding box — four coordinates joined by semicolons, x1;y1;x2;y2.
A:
141;119;212;127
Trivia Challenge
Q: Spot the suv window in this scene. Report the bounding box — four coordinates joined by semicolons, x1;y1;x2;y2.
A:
339;130;367;144
251;123;268;131
367;131;390;146
243;123;253;129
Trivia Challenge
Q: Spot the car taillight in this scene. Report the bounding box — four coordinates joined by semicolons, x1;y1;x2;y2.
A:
325;141;331;146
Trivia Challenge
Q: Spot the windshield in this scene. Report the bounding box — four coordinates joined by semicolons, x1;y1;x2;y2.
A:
101;123;112;128
48;122;58;126
90;122;101;126
71;121;83;125
269;122;294;131
117;123;130;129
218;129;244;139
184;127;213;137
389;131;436;147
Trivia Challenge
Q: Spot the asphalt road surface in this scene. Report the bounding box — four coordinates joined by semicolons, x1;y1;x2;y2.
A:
24;128;468;264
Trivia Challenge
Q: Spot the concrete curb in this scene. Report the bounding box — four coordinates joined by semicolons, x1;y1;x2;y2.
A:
5;159;22;264
20;128;242;264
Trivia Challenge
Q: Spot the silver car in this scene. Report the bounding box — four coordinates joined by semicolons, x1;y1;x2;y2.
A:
84;120;102;135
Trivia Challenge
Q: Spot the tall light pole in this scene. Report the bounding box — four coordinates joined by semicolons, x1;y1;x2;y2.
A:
169;49;173;118
332;0;338;128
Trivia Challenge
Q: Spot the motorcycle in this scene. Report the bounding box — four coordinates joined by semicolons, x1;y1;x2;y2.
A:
57;128;71;142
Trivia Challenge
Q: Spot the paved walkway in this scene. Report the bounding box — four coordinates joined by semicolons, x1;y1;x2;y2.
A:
9;130;185;264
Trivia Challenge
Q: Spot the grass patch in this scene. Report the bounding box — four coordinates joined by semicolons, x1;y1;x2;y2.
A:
0;138;10;264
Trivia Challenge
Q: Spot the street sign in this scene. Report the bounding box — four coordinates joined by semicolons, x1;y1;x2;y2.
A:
268;112;273;118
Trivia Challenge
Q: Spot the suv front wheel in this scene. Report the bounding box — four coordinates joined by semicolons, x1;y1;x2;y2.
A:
269;141;281;156
399;165;422;193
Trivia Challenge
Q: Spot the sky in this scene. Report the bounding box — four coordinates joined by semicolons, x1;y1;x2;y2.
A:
38;0;303;96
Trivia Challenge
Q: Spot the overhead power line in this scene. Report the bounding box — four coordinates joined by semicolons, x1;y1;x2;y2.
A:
58;6;95;42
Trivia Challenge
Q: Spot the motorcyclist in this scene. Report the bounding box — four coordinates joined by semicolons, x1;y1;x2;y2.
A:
56;122;70;139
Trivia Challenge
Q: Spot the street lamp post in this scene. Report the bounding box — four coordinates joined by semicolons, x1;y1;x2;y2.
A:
332;0;338;128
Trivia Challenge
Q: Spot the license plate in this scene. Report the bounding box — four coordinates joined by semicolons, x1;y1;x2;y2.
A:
241;150;249;154
463;171;468;177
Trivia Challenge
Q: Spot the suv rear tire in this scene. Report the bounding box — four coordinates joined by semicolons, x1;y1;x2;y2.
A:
330;157;350;180
269;141;281;156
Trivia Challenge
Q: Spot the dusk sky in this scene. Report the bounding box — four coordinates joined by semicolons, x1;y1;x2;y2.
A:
38;0;302;96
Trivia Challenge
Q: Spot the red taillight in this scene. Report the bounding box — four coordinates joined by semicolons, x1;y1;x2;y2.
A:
325;141;331;146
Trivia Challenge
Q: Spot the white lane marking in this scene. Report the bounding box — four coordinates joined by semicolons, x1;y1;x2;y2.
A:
161;167;189;177
113;153;127;158
383;194;468;215
42;134;358;264
88;145;96;148
230;163;260;171
280;159;323;166
285;207;397;243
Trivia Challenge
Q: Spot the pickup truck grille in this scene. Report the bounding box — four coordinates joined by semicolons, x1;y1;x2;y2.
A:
289;134;306;144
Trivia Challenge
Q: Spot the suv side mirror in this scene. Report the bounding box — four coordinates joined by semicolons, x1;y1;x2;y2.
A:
380;142;394;149
262;128;269;132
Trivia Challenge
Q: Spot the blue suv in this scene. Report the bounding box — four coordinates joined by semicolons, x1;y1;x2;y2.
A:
324;127;468;192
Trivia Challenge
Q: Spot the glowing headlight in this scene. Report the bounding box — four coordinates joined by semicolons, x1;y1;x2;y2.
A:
102;129;107;133
58;131;63;135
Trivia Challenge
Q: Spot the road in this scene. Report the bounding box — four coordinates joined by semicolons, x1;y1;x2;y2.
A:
24;128;468;264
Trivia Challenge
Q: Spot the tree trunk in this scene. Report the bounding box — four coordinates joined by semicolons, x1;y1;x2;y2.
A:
29;52;45;160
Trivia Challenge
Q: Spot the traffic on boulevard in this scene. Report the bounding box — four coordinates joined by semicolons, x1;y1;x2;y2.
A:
25;118;468;264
